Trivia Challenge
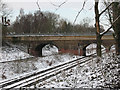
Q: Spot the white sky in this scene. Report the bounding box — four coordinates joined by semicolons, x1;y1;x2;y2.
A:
3;0;111;29
4;0;95;24
4;0;94;2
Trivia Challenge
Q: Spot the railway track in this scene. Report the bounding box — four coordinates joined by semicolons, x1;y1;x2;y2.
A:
0;54;97;89
0;49;115;89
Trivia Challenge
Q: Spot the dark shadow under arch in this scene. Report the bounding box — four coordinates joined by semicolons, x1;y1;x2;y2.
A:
82;43;96;56
35;43;59;57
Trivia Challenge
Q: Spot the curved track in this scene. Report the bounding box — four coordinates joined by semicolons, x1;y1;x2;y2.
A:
0;50;115;89
0;54;96;89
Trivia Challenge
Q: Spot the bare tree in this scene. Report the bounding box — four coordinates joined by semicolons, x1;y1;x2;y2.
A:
94;0;120;56
0;0;12;41
0;0;12;17
71;0;120;56
94;0;102;57
103;1;120;55
112;2;120;55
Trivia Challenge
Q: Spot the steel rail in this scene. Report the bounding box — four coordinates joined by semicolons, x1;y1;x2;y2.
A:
0;50;115;89
0;55;95;89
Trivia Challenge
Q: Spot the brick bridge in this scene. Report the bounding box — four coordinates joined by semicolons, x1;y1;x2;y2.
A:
5;35;115;56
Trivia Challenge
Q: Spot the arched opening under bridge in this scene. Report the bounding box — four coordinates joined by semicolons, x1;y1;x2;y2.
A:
35;43;58;57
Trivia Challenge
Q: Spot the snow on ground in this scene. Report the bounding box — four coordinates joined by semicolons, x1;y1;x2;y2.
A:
0;46;33;63
0;44;119;88
36;52;119;88
0;45;79;81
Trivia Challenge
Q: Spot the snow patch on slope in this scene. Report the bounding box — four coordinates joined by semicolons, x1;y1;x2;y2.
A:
0;46;33;63
0;45;79;81
37;52;120;88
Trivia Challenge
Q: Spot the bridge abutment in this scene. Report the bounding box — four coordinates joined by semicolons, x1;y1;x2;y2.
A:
78;45;86;56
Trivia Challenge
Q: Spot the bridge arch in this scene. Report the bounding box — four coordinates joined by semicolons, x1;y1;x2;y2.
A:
83;43;106;56
109;44;115;51
35;43;59;57
85;43;97;56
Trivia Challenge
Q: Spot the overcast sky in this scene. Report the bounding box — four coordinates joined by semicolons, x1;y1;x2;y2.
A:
4;0;95;2
3;0;112;30
3;0;96;25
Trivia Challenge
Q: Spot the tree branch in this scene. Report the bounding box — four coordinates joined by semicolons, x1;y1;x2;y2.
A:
36;0;41;11
73;1;86;25
50;0;67;12
99;2;113;16
101;14;120;36
104;1;113;25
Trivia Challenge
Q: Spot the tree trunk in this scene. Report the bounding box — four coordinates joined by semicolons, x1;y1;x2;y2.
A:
96;33;102;56
113;2;120;55
95;1;102;57
114;30;120;55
